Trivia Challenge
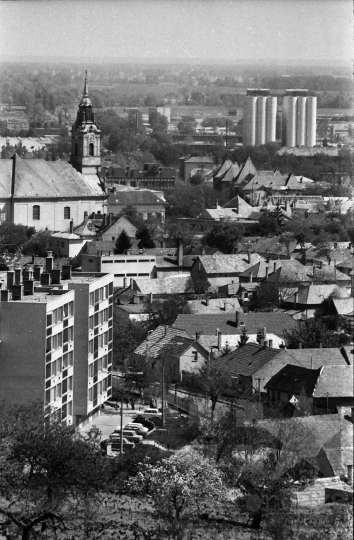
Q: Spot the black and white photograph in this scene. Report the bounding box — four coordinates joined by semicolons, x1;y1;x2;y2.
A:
0;0;353;538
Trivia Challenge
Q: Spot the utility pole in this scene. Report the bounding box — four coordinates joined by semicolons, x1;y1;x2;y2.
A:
161;353;165;428
120;388;124;455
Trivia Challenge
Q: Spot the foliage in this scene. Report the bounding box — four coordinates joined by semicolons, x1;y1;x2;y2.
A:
195;354;231;417
0;222;35;253
129;447;227;523
250;282;282;312
279;231;295;257
136;224;156;249
283;318;350;348
202;222;245;254
22;229;55;257
143;294;189;328
114;229;132;254
0;401;110;540
113;316;151;368
238;326;250;346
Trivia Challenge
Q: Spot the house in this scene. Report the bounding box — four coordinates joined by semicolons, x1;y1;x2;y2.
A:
190;253;264;292
0;155;107;230
179;156;215;183
106;187;167;223
81;253;156;288
265;364;354;414
52;229;87;259
282;283;350;319
104;162;175;190
186;297;243;315
132;275;193;297
114;303;151;324
246;236;298;260
173;311;296;350
99;215;137;243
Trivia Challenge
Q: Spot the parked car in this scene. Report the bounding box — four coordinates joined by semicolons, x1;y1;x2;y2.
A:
141;408;162;418
101;438;135;452
110;429;143;444
124;423;149;437
133;416;155;430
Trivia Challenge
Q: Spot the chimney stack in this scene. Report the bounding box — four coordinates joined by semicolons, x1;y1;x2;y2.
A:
14;268;22;284
130;278;134;290
249;272;253;283
40;273;50;286
1;289;9;302
31;254;35;264
51;269;61;285
33;265;43;281
177;241;183;266
298;339;303;349
235;311;240;328
201;247;206;255
195;332;200;342
317;340;323;349
206;296;209;306
69;220;74;234
23;279;34;296
46;252;53;273
7;270;14;290
224;301;227;311
62;265;72;280
123;277;128;288
12;284;22;301
217;331;222;351
265;267;269;279
247;251;251;264
268;339;273;348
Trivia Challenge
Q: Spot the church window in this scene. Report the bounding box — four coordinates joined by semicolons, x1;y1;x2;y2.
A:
33;205;40;220
75;143;78;156
64;207;70;219
89;143;94;156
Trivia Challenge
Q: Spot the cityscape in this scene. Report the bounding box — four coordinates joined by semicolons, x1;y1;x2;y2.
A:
0;1;353;539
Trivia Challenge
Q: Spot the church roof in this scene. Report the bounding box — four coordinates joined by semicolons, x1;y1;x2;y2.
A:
0;155;105;199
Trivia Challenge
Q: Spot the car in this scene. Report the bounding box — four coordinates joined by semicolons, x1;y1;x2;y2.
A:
101;438;135;453
124;423;149;437
133;416;155;430
141;408;162;418
110;429;143;444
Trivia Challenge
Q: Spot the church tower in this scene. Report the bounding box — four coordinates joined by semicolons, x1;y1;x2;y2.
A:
70;72;101;175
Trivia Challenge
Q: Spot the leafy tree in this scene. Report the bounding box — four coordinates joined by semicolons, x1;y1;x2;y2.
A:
0;401;110;540
238;326;250;347
278;231;295;257
202;222;245;254
114;229;132;254
143;294;189;328
0;222;35;253
113;317;151;368
196;353;231;420
250;282;281;312
22;230;55;257
136;224;156;249
283;318;349;348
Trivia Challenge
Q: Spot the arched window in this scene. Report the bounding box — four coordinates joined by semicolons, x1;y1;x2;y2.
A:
89;143;94;156
33;205;40;220
64;207;70;219
75;143;78;156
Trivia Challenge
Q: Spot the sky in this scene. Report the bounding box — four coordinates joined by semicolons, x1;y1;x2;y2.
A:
0;0;352;65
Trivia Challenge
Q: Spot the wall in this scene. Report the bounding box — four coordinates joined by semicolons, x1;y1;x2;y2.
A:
52;237;87;258
107;202;165;223
82;254;156;287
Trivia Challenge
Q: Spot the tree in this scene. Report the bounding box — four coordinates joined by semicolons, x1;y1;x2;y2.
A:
250;281;281;312
0;401;110;540
129;447;226;528
113;317;151;368
0;222;34;253
283;318;349;349
22;230;55;257
196;353;230;420
114;229;132;254
143;294;189;328
136;224;156;249
278;231;295;257
202;222;245;254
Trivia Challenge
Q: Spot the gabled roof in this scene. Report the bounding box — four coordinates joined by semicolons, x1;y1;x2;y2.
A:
284;283;347;305
162;335;199;357
313;365;353;398
107;190;167;206
74;217;102;236
217;343;281;377
195;253;264;274
233;157;258;185
213;159;233;179
331;298;354;315
279;347;352;369
184;156;215;164
134;325;193;358
219;163;241;183
173;312;296;337
0;155;105;198
249;236;298;257
186;297;243;315
99;215;137;237
133;275;193;295
266;261;311;283
309;265;350;282
265;364;322;397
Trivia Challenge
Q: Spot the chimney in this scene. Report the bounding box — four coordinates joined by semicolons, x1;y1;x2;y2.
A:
7;270;14;290
263;327;267;343
62;265;72;280
83;211;88;224
265;267;269;279
317;340;323;349
201;247;206;255
69;220;74;234
247;251;251;264
298;339;303;349
102;214;107;227
347;465;353;486
123;277;128;288
216;327;219;336
177;241;183;266
294;291;298;309
258;335;264;347
1;289;9;302
51;269;61;285
22;269;31;282
46;252;53;273
206;296;209;306
273;261;277;273
40;273;50;286
23;279;34;296
33;265;43;281
130;278;134;290
109;213;114;226
235;311;240;328
217;331;222;351
268;339;273;348
161;241;166;248
149;293;153;303
31;254;35;264
249;272;253;282
12;284;22;301
195;332;200;342
224;301;227;311
14;268;22;284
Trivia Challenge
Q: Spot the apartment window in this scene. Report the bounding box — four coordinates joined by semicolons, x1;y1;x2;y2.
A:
68;401;72;416
52;332;63;350
102;355;108;370
67;376;73;392
33;205;40;220
52;307;63;325
88;364;94;378
89;315;94;330
102;378;107;392
88;388;93;402
64;207;70;219
89;292;94;306
62;350;73;368
88;339;94;354
98;357;102;372
68;301;74;317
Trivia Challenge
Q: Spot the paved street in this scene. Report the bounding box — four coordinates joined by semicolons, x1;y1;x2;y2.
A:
79;405;139;440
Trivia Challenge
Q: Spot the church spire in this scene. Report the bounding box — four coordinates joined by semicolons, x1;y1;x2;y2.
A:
79;70;92;107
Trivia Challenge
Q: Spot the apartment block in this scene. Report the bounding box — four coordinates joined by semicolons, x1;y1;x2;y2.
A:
0;253;114;426
81;253;156;287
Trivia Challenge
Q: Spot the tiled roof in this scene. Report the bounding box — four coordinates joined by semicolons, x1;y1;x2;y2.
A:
161;336;197;357
336;257;354;270
265;364;322;397
134;325;193;357
280;348;352;369
219;163;241;183
266;261;311;283
284;283;347;305
184;156;215;164
186;297;243;314
332;298;354;315
309;265;350;282
173;312;296;336
217;343;281;377
0;155;105;198
196;253;264;274
213;159;233;179
133;275;193;295
107;190;167;206
249;236;298;257
233;157;258;185
314;365;353;398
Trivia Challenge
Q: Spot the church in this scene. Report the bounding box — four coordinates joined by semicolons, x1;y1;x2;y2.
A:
0;75;107;232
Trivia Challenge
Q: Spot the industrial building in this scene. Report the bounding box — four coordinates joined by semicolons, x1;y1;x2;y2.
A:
243;89;277;146
243;88;317;148
282;90;317;148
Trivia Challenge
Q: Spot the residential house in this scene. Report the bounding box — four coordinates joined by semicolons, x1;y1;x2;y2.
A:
173;311;296;350
282;283;350;319
104;162;175;190
179;156;215;183
186;297;243;315
265;364;354;414
114;303;151;324
132;274;193;297
81;253;156;288
99;215;137;243
106;187;167;223
190;253;264;292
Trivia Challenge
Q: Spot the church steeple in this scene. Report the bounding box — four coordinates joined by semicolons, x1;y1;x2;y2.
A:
70;72;101;175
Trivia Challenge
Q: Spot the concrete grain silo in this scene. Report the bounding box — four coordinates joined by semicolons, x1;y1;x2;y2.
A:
266;96;277;143
283;96;297;147
243;95;257;146
305;96;317;147
256;96;267;145
296;96;307;147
